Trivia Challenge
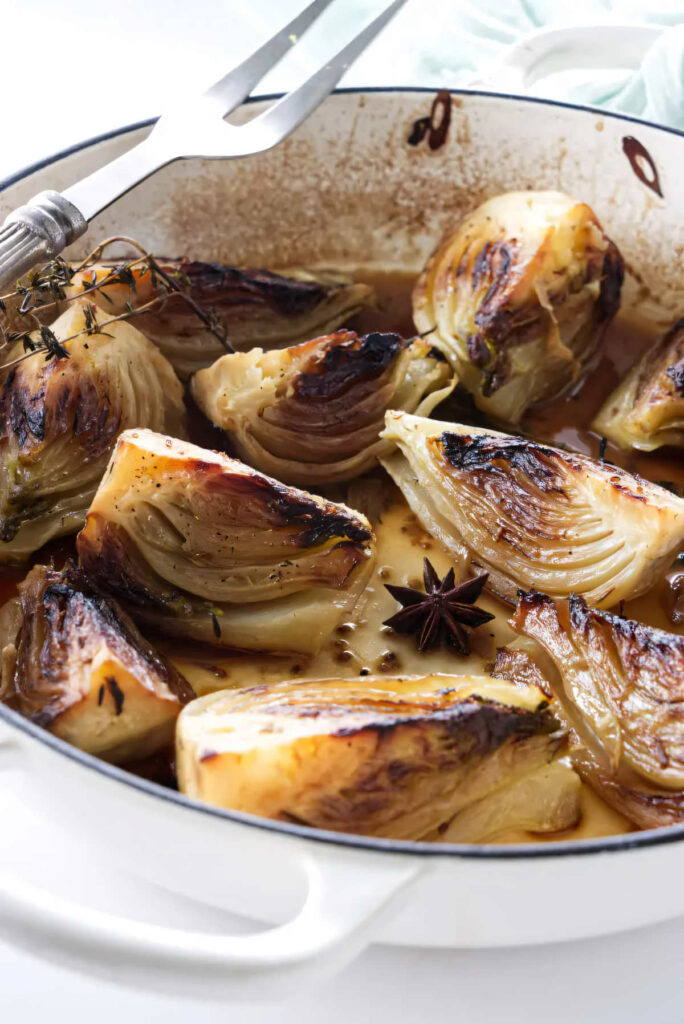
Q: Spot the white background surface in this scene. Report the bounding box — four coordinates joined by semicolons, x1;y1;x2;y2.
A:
0;0;454;181
2;1;684;1020
4;778;684;1024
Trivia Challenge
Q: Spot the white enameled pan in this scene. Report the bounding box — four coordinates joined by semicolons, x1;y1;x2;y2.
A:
1;88;683;1000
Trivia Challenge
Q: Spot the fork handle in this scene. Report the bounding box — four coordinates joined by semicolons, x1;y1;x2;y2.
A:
0;191;87;291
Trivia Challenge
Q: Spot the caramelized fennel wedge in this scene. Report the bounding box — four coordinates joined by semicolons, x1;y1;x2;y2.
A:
490;638;669;830
191;331;452;486
0;564;193;763
492;645;553;698
413;190;623;424
593;316;684;451
438;761;582;843
570;746;684;830
381;412;684;607
76;429;375;653
67;261;373;379
0;302;185;563
176;674;574;841
510;592;684;825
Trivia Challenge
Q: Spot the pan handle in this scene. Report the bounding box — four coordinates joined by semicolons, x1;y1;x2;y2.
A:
0;732;422;1000
468;23;663;94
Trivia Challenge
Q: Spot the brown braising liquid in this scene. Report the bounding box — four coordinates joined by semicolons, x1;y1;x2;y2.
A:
3;268;674;840
352;269;684;637
172;269;673;842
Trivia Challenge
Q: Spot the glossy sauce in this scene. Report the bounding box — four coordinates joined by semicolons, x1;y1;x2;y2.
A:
524;310;684;489
6;268;675;843
171;497;510;696
523;307;684;636
174;268;677;844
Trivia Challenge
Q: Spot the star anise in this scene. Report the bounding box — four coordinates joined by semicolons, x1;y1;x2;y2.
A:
383;558;495;654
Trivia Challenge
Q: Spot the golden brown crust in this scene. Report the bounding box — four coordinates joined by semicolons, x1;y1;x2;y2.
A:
593;317;684;451
176;674;570;839
191;331;451;486
381;413;684;608
68;261;374;379
412;190;623;423
0;562;193;763
177;262;337;317
76;430;375;653
291;330;406;398
491;646;553;698
0;358;121;463
571;746;684;829
78;441;372;607
511;591;684;826
219;677;553;741
0;303;186;561
6;563;193;726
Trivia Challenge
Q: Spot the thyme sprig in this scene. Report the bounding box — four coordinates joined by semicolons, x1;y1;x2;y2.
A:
0;235;232;370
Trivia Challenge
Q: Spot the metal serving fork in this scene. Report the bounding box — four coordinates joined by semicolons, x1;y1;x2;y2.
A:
0;0;406;290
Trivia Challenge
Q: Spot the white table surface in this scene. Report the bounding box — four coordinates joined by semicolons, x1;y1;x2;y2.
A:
2;1;684;1020
2;779;684;1024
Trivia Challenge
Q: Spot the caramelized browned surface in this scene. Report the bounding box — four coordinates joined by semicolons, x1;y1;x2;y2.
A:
6;565;192;721
383;412;684;610
0;266;677;843
0;305;186;562
492;646;552;698
77;431;373;605
411;191;624;424
511;592;684;827
75;430;375;654
176;674;573;840
191;327;448;487
590;318;684;452
66;261;374;380
524;311;684;483
355;272;683;488
1;563;193;763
